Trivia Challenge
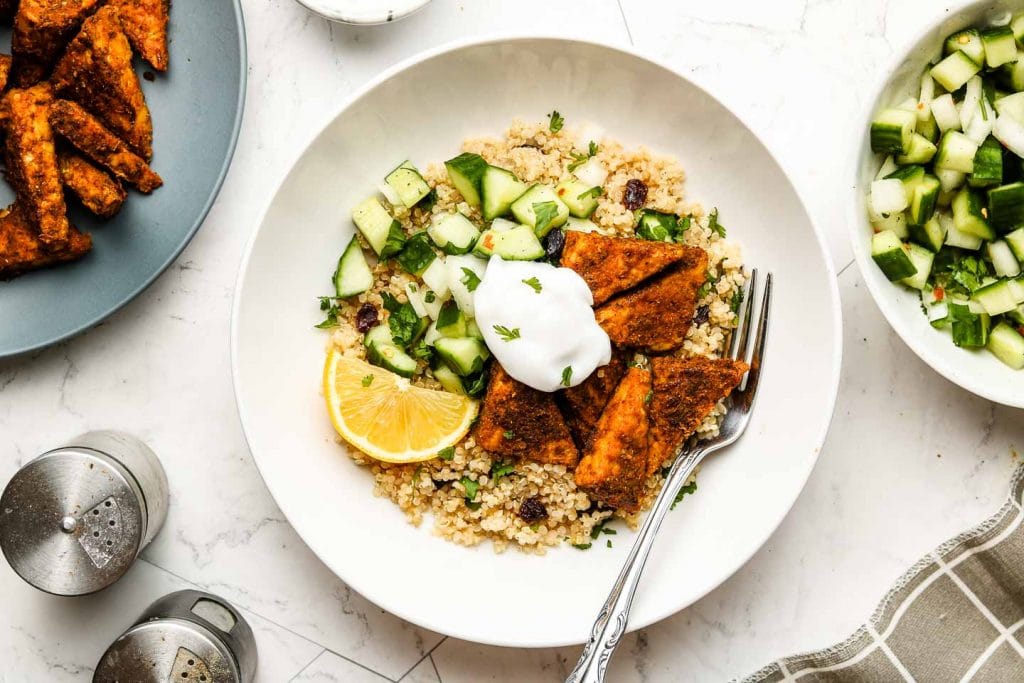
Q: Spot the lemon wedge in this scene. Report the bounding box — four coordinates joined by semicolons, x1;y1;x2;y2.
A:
323;350;478;463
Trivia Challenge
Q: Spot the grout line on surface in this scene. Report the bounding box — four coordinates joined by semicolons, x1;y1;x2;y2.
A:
287;648;328;682
429;653;443;682
396;636;448;681
616;0;634;45
138;557;405;682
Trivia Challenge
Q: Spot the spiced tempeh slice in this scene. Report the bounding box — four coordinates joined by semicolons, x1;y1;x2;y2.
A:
594;246;708;352
557;349;628;451
475;364;579;467
0;54;12;92
646;356;748;476
109;0;169;72
50;99;163;193
560;231;689;306
59;151;127;218
4;84;70;250
573;366;652;511
0;203;91;278
52;6;153;159
12;0;103;84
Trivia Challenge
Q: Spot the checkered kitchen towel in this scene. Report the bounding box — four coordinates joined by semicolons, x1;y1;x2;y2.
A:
743;464;1024;682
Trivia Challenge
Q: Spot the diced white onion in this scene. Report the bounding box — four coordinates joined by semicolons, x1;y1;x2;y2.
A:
421;257;450;299
896;96;919;112
377;181;401;206
490;218;519;233
964;99;995;144
444;254;488;318
875;156;898;180
931;94;961;132
421;289;447;320
989;240;1022;277
574;122;605;151
937;169;966;192
573;157;608;187
995;92;1024;123
870;178;910;215
994;115;1024;157
404;283;428;317
960;76;982;130
919;72;936;123
927;302;949;323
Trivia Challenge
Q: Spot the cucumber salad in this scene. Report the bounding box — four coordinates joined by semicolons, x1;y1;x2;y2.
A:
867;16;1024;370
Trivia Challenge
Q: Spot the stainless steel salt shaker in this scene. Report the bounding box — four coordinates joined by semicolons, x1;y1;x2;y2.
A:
94;589;258;683
0;430;168;595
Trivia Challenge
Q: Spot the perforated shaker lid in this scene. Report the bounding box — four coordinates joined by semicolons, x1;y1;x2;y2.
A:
93;619;240;683
0;448;145;595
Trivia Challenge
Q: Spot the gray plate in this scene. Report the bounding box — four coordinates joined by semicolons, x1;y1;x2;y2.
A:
0;1;246;358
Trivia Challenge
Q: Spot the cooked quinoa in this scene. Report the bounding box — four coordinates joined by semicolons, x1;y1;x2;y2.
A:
325;119;745;554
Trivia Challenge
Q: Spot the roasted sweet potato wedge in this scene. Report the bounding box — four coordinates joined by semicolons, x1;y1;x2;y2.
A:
594;246;708;352
49;99;162;193
475;364;579;467
560;231;689;306
110;0;169;72
0;203;91;278
52;5;153;159
557;349;628;451
574;366;652;511
4;84;70;250
59;151;126;218
646;356;748;476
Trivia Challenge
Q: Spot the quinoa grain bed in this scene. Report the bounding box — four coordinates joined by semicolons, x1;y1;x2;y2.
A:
324;120;745;553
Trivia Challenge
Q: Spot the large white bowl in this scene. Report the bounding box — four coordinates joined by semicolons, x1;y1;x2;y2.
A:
850;0;1024;408
232;36;842;647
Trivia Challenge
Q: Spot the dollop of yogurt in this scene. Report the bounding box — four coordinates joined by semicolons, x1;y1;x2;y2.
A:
473;256;612;392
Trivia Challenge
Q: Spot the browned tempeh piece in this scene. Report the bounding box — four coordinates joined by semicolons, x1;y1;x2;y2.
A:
573;366;652;511
52;6;153;159
646;356;748;477
0;203;91;278
594;246;709;352
557;349;628;452
0;54;12;92
59;151;127;218
475;364;579;467
109;0;169;72
4;84;70;250
49;99;163;193
12;0;102;84
560;231;689;306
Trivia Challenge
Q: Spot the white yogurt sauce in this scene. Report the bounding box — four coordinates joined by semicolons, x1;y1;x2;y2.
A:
473;256;612;392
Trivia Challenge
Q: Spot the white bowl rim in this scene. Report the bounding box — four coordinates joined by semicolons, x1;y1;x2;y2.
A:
292;0;432;25
230;33;845;646
848;0;1024;410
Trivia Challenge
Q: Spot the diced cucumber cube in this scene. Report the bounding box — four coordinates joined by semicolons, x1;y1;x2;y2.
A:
935;131;979;174
434;337;490;376
384;161;432;208
510;185;570;236
989;240;1022;277
481;166;528;220
937;168;967;193
987;181;1024;230
969;136;1003;188
945;28;986;65
636;210;679;242
432;363;468;395
909;174;941;226
444;153;488;207
871;230;917;281
995;91;1024;123
871;210;909;239
565;216;599;233
987;322;1024;369
917;113;939;142
950;302;991;347
896;133;937;165
899;243;935;290
870;108;918;154
473;224;546;261
363;323;393;349
333;236;374;298
1013;14;1024;44
932;50;983;92
1005;226;1024;260
944;213;984;250
870;178;910;215
982;27;1018;68
367;342;418;378
554;178;601;218
952;187;996;240
931;94;962;132
352;197;406;258
974;279;1021;315
1006;304;1024;325
435;299;468;338
428;212;480;255
908;215;946;252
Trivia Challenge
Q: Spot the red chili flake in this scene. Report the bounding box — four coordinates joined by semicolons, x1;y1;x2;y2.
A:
355;303;379;333
934;286;945;302
518;496;548;523
1018;326;1024;337
622;179;648;210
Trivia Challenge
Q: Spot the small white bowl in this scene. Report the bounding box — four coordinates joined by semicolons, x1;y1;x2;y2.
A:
294;0;431;25
850;0;1024;409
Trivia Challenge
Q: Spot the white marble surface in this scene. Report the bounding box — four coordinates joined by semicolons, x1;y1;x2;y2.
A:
1;0;1023;681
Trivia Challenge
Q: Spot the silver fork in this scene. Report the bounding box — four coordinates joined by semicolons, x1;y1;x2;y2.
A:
565;271;773;683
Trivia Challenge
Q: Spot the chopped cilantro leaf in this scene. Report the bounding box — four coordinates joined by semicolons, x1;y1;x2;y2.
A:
464;370;489;398
381;292;421;347
361;375;374;387
380;221;407;259
697;271;719;299
493;325;521;341
397;232;436;275
503;430;515;440
730;286;745;314
438;446;455;461
671;481;698;510
533;201;559;236
318;296;332;311
561;366;573;387
424;290;436;303
708;208;726;238
460;267;482;292
460;476;479;502
548;110;564;133
491;461;515;484
678;216;692;233
572;542;592;550
568;141;600;172
606;539;612;548
590;519;617;539
522;277;543;293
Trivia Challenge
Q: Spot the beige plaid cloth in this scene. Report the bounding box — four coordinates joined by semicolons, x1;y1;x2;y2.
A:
743;464;1024;682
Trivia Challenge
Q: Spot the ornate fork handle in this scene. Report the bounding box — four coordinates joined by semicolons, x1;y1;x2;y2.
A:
566;443;711;683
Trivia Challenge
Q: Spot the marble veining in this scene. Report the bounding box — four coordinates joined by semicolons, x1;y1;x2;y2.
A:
2;0;1023;681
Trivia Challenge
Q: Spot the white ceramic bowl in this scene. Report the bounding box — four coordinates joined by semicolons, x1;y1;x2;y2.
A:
294;0;431;25
232;36;842;647
850;0;1024;408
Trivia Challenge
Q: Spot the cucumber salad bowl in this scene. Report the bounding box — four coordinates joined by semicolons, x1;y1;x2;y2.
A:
853;1;1024;407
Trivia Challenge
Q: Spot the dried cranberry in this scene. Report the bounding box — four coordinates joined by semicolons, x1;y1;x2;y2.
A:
544;229;566;263
518;496;548;523
355;303;379;333
692;305;710;327
622;179;648;210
